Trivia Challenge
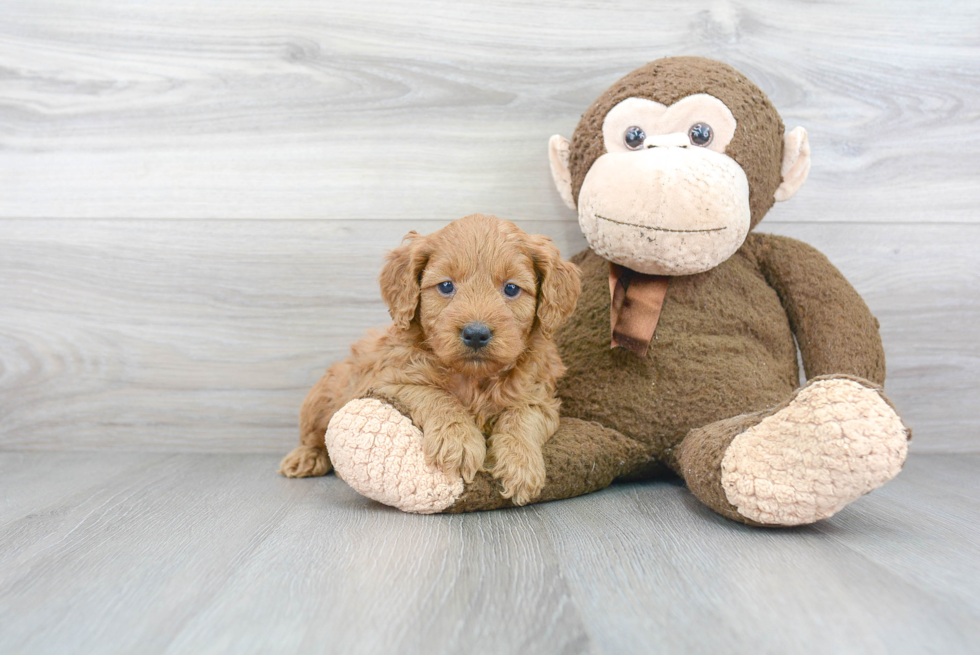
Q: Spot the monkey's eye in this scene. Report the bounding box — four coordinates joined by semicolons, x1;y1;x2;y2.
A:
437;281;455;296
624;126;646;150
688;123;713;147
503;283;521;298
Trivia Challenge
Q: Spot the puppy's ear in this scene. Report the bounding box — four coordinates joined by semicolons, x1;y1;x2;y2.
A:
379;231;430;331
526;235;581;337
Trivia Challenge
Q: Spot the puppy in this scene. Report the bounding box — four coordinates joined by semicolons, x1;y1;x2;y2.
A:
279;213;580;505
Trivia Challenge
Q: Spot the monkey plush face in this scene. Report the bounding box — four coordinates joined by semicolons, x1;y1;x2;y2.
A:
549;57;811;276
578;94;749;275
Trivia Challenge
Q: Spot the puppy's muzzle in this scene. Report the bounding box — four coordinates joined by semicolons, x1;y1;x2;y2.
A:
460;322;493;351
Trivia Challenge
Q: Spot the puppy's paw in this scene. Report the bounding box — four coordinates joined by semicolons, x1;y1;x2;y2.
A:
488;434;547;506
279;444;331;478
422;421;486;483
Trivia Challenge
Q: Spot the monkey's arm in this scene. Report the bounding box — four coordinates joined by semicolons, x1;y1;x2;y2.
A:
750;233;886;384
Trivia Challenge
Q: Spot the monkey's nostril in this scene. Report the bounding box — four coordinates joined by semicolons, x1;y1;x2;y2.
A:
460;323;493;350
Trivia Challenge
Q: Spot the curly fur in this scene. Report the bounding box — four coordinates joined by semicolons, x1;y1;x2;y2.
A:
279;214;581;505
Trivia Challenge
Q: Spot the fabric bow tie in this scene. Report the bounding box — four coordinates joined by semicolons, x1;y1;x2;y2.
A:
608;263;670;357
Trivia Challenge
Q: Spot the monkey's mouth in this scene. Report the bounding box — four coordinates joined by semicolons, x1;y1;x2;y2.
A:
595;214;727;234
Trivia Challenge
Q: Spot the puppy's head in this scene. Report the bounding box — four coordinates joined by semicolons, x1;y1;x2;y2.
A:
379;214;580;375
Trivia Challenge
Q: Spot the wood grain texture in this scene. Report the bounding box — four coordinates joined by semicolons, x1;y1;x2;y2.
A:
0;452;595;655
1;219;976;452
0;451;977;654
0;451;173;526
1;0;978;221
534;454;980;654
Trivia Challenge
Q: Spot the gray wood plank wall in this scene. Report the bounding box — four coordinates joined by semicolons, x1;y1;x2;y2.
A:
2;0;978;453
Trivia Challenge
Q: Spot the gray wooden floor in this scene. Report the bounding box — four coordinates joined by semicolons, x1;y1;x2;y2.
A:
1;452;977;654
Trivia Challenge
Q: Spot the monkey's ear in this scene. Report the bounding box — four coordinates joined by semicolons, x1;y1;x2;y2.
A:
378;231;429;331
774;126;811;202
548;135;577;210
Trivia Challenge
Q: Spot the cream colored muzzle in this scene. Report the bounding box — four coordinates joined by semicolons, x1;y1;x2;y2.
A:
577;138;751;276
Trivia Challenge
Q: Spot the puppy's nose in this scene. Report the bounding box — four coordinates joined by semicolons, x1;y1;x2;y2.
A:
460;322;493;350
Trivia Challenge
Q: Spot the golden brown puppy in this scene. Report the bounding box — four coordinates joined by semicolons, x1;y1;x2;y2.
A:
279;214;581;505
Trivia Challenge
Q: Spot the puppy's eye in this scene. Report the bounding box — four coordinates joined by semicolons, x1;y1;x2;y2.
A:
688;123;713;147
503;283;521;298
624;126;646;150
437;281;455;296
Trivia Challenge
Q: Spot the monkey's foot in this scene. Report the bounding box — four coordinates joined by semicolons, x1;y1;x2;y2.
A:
721;377;910;526
325;398;464;514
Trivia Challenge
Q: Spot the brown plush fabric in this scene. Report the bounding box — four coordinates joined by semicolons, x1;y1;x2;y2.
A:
567;56;784;230
746;234;887;384
671;411;771;526
557;233;891;444
445;417;650;513
557;240;801;458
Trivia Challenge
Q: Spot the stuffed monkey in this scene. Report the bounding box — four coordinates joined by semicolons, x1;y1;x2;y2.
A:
306;57;910;526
